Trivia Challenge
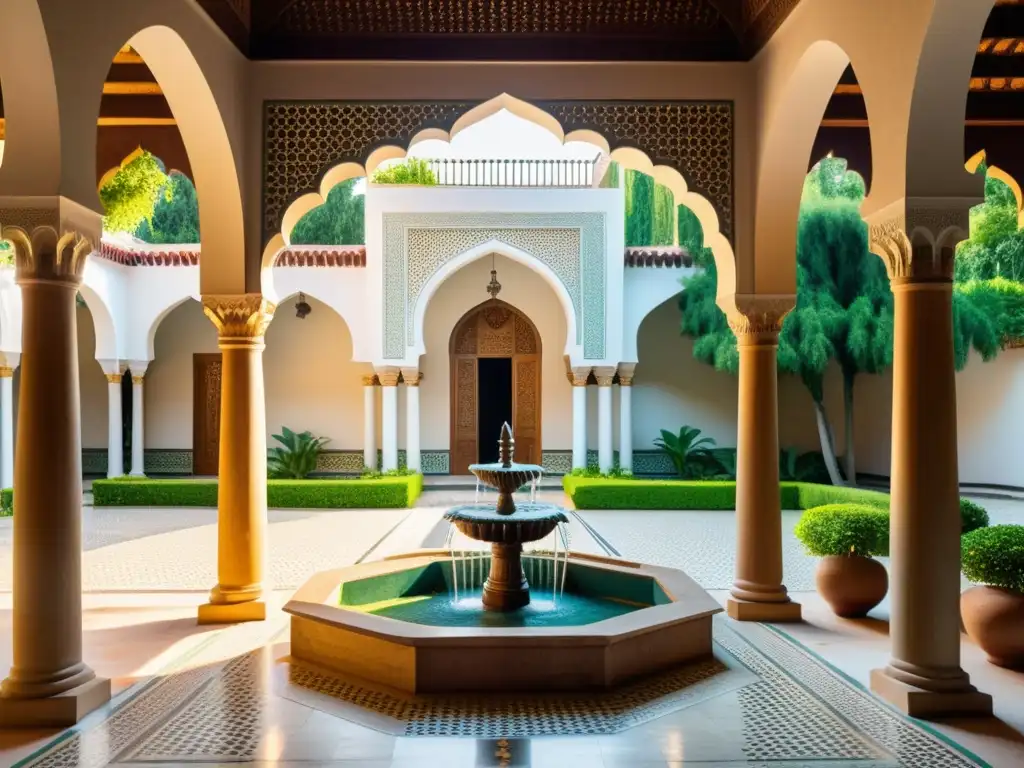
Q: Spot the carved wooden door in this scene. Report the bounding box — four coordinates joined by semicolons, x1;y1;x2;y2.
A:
193;353;222;476
511;313;540;465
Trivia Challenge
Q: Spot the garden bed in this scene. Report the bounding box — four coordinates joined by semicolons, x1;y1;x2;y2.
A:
563;476;891;511
92;475;423;509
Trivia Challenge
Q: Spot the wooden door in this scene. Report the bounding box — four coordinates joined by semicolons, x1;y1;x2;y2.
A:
450;356;478;474
513;354;540;465
193;353;222;476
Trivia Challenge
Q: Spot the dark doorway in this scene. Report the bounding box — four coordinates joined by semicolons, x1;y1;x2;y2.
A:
477;357;513;463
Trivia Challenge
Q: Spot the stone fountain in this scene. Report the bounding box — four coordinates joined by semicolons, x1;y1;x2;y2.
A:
443;422;568;611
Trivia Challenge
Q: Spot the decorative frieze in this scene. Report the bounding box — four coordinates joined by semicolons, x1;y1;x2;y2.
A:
202;294;276;343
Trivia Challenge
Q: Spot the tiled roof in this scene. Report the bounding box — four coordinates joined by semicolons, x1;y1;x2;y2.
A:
273;246;367;267
624;246;693;268
96;241;200;266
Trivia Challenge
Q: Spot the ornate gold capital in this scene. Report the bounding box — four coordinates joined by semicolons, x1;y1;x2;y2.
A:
0;367;13;379
361;374;379;387
376;367;400;387
617;363;636;387
401;368;421;387
865;197;972;282
203;294;276;346
593;366;616;387
570;367;591;387
105;373;122;384
726;294;794;346
131;375;145;385
2;225;91;286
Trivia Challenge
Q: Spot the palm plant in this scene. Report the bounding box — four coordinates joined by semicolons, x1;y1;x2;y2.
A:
654;426;718;479
267;427;330;479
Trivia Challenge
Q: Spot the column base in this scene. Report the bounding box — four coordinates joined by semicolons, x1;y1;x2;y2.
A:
198;599;266;625
0;676;111;728
727;597;802;622
870;668;993;718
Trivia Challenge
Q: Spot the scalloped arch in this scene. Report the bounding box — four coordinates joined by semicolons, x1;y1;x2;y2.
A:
965;149;1024;227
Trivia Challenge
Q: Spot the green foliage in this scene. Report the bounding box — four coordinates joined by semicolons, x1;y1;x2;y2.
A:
779;448;830;483
0;240;13;267
955;277;1024;348
792;483;890;511
794;504;890;557
99;151;170;234
956;174;1024;282
267;427;330;479
600;160;621;189
652;183;675;246
371;158;438;185
961;525;1024;593
624;169;654;247
360;466;418;479
135;171;200;244
0;488;12;517
653;426;717;479
290;178;366;245
92;475;423;509
960;498;991;535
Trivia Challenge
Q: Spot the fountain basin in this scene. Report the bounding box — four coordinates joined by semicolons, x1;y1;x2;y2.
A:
284;550;722;694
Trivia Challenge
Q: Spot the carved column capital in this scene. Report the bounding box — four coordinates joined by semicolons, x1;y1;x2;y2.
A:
593;366;617;387
569;366;591;387
131;375;145;385
726;294;794;346
0;367;14;379
202;294;276;347
866;197;974;283
401;368;421;387
361;374;379;387
2;226;91;287
105;373;122;385
617;363;636;386
376;367;401;387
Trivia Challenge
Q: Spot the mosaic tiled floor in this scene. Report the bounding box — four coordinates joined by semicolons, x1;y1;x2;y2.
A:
16;617;984;767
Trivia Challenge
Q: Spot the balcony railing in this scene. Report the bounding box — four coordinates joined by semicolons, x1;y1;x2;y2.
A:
423;156;602;188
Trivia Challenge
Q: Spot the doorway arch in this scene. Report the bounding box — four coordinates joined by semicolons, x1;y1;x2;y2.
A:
449;299;541;473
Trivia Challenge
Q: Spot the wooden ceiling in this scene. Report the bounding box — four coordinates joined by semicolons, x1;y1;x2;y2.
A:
198;0;803;61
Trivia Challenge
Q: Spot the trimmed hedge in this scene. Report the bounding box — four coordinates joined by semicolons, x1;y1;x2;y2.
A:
92;474;423;509
794;504;890;557
1;488;11;517
961;524;1024;592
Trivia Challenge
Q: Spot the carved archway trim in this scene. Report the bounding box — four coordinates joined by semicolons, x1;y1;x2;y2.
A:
449;299;542;474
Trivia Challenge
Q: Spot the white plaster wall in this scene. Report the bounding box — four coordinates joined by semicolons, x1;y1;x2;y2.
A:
77;304;109;449
264;295;369;450
419;253;572;451
127;263;199;362
146;299;218;449
365;185;625;366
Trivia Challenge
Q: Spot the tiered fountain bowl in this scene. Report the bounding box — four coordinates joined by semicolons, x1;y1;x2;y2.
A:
284;424;722;694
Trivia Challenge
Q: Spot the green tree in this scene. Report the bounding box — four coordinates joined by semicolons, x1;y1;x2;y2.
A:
956;171;1024;282
652;183;675;246
290;178;366;245
624;170;654;247
135;171;200;244
371;158;437;185
99;151;170;234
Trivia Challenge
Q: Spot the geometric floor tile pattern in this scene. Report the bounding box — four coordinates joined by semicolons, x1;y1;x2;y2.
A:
18;617;984;767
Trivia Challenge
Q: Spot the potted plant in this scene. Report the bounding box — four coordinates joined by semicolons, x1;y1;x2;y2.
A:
794;503;890;618
960;524;1024;668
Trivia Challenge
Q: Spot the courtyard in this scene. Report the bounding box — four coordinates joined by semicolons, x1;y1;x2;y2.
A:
0;489;1022;767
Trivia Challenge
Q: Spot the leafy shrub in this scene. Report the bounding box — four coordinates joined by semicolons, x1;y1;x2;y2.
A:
961;525;1024;593
92;475;423;508
267;427;330;479
794;484;890;510
0;488;12;517
959;498;991;534
371;158;438;185
654;426;718;479
794;504;890;557
99;150;170;234
779;448;830;483
571;479;740;510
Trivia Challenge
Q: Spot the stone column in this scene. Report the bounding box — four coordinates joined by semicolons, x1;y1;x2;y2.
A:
0;226;111;726
594;366;616;474
197;295;275;625
402;369;421;473
105;369;124;478
727;299;801;622
868;219;992;717
617;364;635;473
129;365;147;477
0;355;18;490
378;367;400;471
362;374;378;471
569;367;590;470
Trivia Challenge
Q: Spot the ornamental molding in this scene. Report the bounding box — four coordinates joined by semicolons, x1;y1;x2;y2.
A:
382;211;606;360
262;99;733;241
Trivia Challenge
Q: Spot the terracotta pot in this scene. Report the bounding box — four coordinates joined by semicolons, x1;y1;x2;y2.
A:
815;555;888;618
961;585;1024;669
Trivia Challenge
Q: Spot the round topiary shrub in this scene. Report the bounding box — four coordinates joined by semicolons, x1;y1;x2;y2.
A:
959;498;990;535
794;504;890;558
961;525;1024;593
